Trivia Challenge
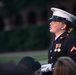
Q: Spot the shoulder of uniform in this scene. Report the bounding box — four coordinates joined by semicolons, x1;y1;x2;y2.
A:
60;34;69;40
60;33;76;40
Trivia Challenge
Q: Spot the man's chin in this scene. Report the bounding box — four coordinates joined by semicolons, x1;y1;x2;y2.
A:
50;30;53;32
50;31;55;34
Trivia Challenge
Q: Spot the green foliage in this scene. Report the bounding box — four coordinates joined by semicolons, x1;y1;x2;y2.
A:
31;0;53;6
1;0;53;16
24;25;50;50
0;24;51;52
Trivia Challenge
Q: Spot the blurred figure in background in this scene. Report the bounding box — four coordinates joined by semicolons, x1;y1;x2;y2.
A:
18;56;42;75
0;61;26;75
53;56;76;75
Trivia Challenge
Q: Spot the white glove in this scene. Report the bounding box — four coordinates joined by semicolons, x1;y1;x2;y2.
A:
41;64;52;73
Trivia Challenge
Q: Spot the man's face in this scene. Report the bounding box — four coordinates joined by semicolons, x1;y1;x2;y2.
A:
49;21;66;34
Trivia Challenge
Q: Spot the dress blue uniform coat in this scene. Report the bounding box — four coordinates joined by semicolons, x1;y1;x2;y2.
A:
48;31;76;67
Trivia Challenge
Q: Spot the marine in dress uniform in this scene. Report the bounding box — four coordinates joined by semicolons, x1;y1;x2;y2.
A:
48;31;76;66
41;7;76;75
48;7;76;67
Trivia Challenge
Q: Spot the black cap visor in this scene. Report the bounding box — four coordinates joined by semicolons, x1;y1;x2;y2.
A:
48;16;67;22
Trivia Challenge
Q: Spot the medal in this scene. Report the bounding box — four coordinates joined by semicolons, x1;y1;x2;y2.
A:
58;48;61;52
55;43;61;52
54;49;57;52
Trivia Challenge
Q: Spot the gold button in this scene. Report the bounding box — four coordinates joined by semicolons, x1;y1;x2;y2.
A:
50;56;52;59
50;50;52;53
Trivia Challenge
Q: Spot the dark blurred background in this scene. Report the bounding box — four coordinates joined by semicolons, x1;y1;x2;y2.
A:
0;0;76;52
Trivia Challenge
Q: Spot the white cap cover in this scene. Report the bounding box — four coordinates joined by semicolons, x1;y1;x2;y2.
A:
49;7;76;22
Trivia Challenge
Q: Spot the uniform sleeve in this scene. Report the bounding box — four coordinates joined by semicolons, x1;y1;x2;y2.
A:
66;37;76;63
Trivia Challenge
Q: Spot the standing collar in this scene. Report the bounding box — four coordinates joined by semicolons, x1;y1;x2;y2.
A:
55;31;67;40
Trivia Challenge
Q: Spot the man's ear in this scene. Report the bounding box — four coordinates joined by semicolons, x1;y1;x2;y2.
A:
61;24;66;29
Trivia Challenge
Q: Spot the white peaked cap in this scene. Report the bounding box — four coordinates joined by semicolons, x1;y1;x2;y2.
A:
49;7;76;22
